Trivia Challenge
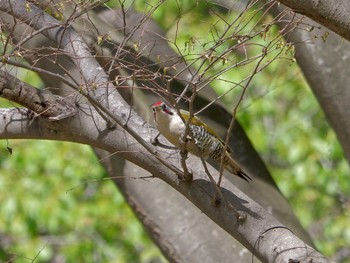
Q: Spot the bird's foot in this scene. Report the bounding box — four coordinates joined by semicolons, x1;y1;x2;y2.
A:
236;212;247;223
180;169;193;182
211;194;221;206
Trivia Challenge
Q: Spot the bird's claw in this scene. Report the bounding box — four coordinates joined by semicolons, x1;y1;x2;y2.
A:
211;195;221;206
236;212;247;223
183;169;193;182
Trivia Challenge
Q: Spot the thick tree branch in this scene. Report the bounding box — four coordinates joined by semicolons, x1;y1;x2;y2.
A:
0;70;76;120
276;0;350;42
95;149;256;262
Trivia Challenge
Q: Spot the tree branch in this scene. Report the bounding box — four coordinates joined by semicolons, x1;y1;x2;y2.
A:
276;0;350;42
94;149;255;262
0;70;76;120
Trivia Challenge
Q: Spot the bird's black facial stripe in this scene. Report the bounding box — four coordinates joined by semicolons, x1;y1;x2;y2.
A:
162;104;173;115
164;108;173;115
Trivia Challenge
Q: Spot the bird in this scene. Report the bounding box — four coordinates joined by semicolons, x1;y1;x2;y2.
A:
151;101;251;182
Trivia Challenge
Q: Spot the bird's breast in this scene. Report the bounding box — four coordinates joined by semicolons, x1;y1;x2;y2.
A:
156;114;185;147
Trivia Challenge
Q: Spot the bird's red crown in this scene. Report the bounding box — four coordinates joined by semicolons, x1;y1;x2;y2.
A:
152;101;164;107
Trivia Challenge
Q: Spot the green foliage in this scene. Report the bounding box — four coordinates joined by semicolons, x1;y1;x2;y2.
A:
0;140;165;262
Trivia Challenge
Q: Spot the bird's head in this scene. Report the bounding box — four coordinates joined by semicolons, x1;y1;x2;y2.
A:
151;101;174;122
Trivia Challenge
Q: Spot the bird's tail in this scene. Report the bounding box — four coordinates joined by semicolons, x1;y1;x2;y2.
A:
222;152;251;182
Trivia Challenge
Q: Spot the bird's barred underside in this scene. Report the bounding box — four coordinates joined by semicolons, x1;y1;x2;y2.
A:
189;124;225;160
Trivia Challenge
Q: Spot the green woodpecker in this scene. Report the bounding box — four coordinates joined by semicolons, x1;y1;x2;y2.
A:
151;101;251;182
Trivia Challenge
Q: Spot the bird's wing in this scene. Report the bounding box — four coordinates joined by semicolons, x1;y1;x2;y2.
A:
179;109;233;153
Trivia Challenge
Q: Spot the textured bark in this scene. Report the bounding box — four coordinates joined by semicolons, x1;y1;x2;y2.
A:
96;149;258;263
0;70;76;120
278;0;350;42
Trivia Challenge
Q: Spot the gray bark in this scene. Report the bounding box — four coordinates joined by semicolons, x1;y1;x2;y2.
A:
277;0;350;42
96;149;257;263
